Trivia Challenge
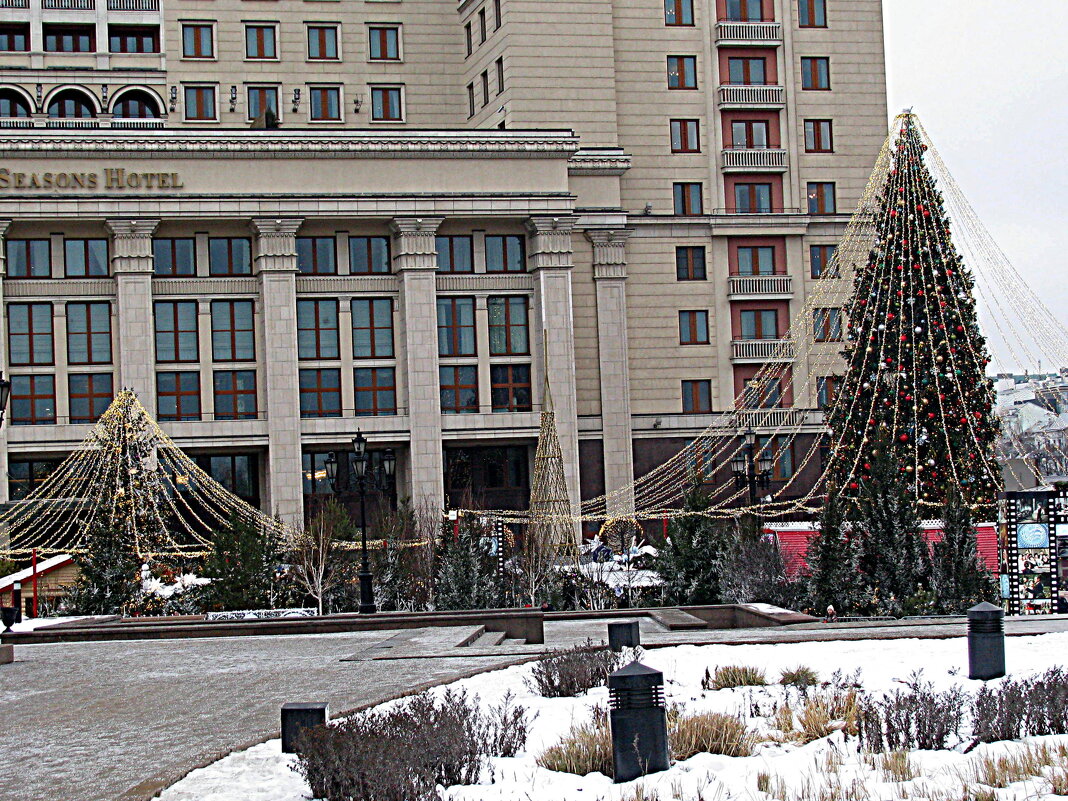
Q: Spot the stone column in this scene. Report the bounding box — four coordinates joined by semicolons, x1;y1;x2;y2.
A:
586;229;635;518
0;219;10;505
107;219;159;407
251;218;305;528
527;216;581;522
391;217;445;514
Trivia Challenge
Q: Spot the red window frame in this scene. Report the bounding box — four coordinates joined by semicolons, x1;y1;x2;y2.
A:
724;0;764;21
297;299;340;360
66;301;112;365
488;296;529;356
6;239;50;278
371;87;402;121
109;25;159;54
673;182;703;215
670;119;700;153
7;302;54;366
184;86;216;120
354;367;397;416
296;236;337;275
727;57;766;85
804;119;833;152
742;376;783;409
667;55;698;89
810;244;837;278
817;375;841;410
307;25;338;60
210;300;255;362
813;308;843;342
735;245;776;276
368;26;399;61
739;309;779;339
154;300;199;363
298;368;342;418
213;369;258;420
69;373;113;423
156;371;201;422
490;364;532;412
807;182;836;214
682;379;712;413
679;310;710;345
435;235;474;273
437;297;477;357
182;24;213;58
676;246;706;280
349;236;391;274
665;0;694;26
729;119;769;149
10;375;56;425
485;235;525;272
440;365;479;414
801;57;830;90
351;298;394;359
245;24;276;59
798;0;827;28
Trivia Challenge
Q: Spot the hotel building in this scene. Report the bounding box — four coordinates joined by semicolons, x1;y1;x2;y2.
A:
0;0;887;528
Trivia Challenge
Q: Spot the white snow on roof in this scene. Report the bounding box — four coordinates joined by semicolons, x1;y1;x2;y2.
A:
0;554;73;591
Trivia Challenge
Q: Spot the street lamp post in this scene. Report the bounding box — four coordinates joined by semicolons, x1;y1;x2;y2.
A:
730;429;774;506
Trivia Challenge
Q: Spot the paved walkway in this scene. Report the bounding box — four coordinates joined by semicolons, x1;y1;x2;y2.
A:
3;615;1068;801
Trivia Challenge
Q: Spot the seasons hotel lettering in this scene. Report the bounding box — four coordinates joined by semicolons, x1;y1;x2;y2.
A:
0;168;184;190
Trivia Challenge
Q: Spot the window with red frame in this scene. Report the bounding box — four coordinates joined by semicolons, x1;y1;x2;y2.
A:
351;298;394;358
296;236;337;275
210;300;255;362
8;303;53;366
799;0;826;27
817;375;841;409
370;86;402;121
724;0;763;21
69;373;113;423
208;237;251;276
486;235;525;272
10;375;55;425
154;301;198;363
813;307;843;341
296;299;340;359
727;56;766;85
664;0;694;25
670;119;700;153
807;181;836;214
667;55;697;89
440;365;479;414
736;245;775;275
676;246;706;280
759;434;794;479
491;364;532;412
673;182;703;215
66;301;111;365
368;26;399;60
156;371;201;422
435;235;473;273
682;379;712;413
810;244;837;278
488;296;529;355
437;297;476;356
801;56;830;89
742;376;782;408
354;367;396;416
730;119;769;148
298;368;341;418
804;119;833;152
213;369;257;420
349;236;391;274
679;310;710;345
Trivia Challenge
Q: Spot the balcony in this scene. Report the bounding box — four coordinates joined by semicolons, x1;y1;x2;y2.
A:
45;119;100;128
731;338;795;362
110;118;165;128
717;84;785;108
42;0;94;8
0;0;29;8
0;118;33;128
715;21;782;45
728;274;793;298
721;147;788;171
107;0;159;9
735;407;809;429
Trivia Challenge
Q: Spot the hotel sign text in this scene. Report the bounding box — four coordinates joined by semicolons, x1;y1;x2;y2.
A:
0;168;184;190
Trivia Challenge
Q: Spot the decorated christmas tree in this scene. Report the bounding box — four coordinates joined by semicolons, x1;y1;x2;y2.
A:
827;113;1001;510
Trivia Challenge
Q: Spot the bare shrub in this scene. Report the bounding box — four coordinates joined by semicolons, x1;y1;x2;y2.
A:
536;714;613;777
878;750;917;782
526;640;624;698
669;709;754;759
296;688;531;801
780;665;820;691
973;668;1068;743
702;664;767;690
798;688;860;743
858;676;964;751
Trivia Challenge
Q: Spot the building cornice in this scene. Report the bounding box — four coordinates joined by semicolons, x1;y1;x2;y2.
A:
0;129;581;159
568;149;631;176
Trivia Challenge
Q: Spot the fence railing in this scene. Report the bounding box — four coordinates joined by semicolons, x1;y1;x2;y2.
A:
107;0;159;10
42;0;95;9
110;118;165;128
721;147;788;169
0;0;30;8
0;118;34;128
715;21;782;42
731;338;796;361
728;275;793;296
717;84;785;105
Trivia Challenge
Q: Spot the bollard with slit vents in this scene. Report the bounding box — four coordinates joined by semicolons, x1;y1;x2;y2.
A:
608;661;670;782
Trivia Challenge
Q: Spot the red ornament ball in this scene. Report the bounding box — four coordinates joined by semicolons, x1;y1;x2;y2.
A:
899;434;909;442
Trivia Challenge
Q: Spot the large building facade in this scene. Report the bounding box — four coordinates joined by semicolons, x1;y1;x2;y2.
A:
0;0;887;528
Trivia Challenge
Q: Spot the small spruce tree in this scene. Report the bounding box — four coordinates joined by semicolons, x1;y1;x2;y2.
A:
931;490;998;613
434;517;500;610
806;488;860;614
202;516;280;612
653;485;732;605
65;520;141;615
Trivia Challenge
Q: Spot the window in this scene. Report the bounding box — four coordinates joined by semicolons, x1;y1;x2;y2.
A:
488;296;528;355
736;246;775;275
682;380;712;413
303;452;332;496
299;368;341;418
310;87;341;121
728;57;766;85
184;86;216;121
679;310;710;345
667;56;698;89
69;373;113;424
481;70;489;105
810;244;837;279
6;240;50;278
48;91;94;119
354;367;396;416
245;24;276;59
113;92;160;119
211;300;255;361
297;237;337;275
440;365;479;414
209;238;251;276
202;454;257;501
665;0;694;25
496;57;505;94
351;298;394;358
673;182;703;215
8;459;60;501
181;24;213;58
44;25;94;53
758;435;794;479
369;26;399;60
0;24;29;52
154;301;199;362
437;297;476;356
157;372;201;422
248;87;279;121
67;302;111;365
740;309;778;339
213;370;257;420
486;235;525;272
801;57;830;90
813;308;843;341
730;119;769;148
799;0;827;28
467;83;475;118
465;22;472;56
109;25;159;54
8;303;53;366
670;119;700;153
297;299;340;359
817;376;841;410
308;25;338;60
0;90;30;118
494;0;502;29
807;182;836;214
349;236;391;274
804;119;833;152
371;87;402;121
10;375;55;425
64;239;108;277
153;238;195;276
436;235;473;273
742;377;782;408
491;364;532;412
734;183;772;213
478;8;487;42
676;246;706;280
725;0;763;21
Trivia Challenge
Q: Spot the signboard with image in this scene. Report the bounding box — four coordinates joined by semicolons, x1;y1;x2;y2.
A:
1000;490;1063;614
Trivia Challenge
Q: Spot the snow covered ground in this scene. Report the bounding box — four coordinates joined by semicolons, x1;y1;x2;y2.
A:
8;615;92;632
159;633;1068;801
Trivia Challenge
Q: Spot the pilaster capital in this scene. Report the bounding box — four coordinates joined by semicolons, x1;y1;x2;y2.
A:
0;219;12;240
526;216;575;270
390;217;443;272
106;218;160;269
250;218;303;268
250;217;304;239
105;218;160;239
585;228;633;280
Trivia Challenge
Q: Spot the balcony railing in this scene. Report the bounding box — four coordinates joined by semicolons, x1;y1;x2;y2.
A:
728;275;793;296
736;407;809;429
721;147;788;170
42;0;95;8
107;0;159;10
0;0;29;8
731;338;796;362
45;119;101;128
0;118;33;128
110;118;165;128
717;84;785;107
715;21;782;43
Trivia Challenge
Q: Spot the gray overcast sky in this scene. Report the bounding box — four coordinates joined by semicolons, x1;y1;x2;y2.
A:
883;0;1068;371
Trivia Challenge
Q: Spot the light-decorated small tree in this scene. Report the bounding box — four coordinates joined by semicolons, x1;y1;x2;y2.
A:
65;520;141;615
653;485;732;605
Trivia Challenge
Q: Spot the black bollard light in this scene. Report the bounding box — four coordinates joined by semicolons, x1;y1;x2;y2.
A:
11;582;21;624
967;601;1006;681
608;661;670;782
1;607;15;633
608;620;641;652
281;702;329;754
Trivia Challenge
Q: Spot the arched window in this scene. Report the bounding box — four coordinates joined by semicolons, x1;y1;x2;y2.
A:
112;91;160;119
47;90;95;119
0;89;30;118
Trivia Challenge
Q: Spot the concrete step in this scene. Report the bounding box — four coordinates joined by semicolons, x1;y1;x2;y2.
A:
467;630;507;648
502;638;526;647
648;608;708;631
